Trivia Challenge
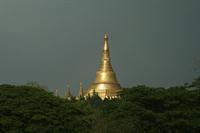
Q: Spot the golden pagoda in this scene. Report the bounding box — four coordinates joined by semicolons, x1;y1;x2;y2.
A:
86;33;122;100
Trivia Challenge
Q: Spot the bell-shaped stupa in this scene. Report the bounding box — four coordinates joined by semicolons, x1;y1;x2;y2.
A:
86;33;122;99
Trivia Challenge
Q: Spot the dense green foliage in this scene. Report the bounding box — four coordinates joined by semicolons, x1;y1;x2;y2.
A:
95;86;200;133
0;85;94;133
0;76;200;133
91;76;200;133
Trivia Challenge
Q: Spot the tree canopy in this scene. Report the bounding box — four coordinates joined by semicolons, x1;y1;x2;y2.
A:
0;76;200;133
0;85;94;133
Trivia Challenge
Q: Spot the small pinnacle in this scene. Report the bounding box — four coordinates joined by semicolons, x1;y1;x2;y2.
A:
104;33;108;39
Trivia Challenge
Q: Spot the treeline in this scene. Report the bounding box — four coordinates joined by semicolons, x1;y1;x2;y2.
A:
94;86;200;133
0;76;200;133
91;76;200;133
0;85;94;133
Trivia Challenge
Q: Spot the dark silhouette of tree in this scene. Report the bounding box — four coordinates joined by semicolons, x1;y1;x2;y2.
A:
190;76;200;89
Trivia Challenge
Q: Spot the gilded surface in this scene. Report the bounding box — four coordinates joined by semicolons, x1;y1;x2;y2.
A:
86;33;121;99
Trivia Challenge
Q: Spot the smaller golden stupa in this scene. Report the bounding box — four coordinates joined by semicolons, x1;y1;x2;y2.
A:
86;33;122;99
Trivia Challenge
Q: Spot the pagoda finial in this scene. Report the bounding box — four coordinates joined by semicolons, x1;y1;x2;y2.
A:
103;33;109;51
104;33;108;39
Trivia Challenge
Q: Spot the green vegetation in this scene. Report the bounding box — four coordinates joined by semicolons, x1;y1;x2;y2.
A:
94;86;200;133
0;76;200;133
0;85;94;133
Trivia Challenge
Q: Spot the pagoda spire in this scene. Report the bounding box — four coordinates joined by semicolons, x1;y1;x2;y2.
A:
103;33;109;51
54;89;58;97
100;33;113;72
65;83;72;100
78;82;84;97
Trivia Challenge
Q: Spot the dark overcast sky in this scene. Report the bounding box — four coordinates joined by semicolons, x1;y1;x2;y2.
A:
0;0;200;95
